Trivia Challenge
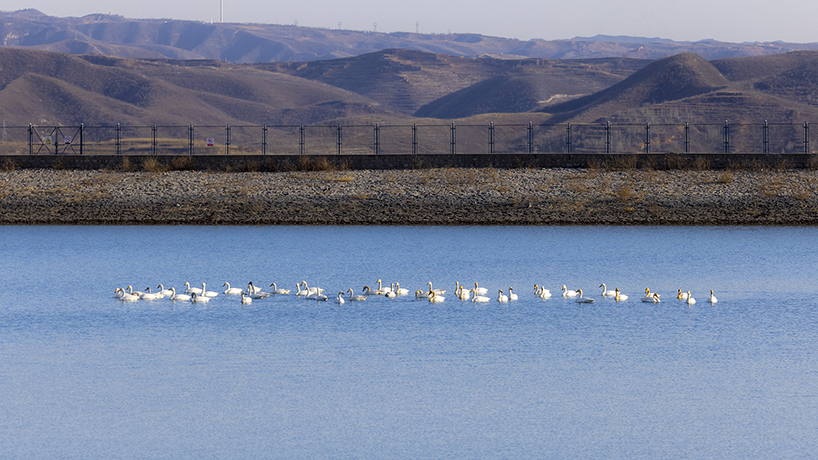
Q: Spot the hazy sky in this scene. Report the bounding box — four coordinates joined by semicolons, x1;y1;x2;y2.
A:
4;0;817;44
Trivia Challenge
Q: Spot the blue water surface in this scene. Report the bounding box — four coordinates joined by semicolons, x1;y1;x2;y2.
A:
0;225;816;459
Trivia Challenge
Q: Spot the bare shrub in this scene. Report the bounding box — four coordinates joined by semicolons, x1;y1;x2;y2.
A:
587;158;602;171
774;157;792;171
142;157;169;173
716;171;734;184
692;156;711;171
793;189;812;200
611;155;638;171
808;155;818;171
2;158;17;172
664;153;686;170
617;184;636;201
120;156;137;172
170;156;195;171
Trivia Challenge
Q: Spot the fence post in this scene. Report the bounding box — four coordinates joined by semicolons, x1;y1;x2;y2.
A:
489;122;494;154
225;124;230;155
337;124;342;155
79;123;84;155
188;124;194;155
645;122;650;154
152;125;157;155
374;124;380;154
805;122;810;154
450;122;456;155
763;120;769;154
528;121;533;154
684;122;689;153
412;123;417;155
605;121;611;154
723;121;729;154
262;124;267;155
299;125;304;155
116;123;121;155
566;123;572;153
28;123;32;155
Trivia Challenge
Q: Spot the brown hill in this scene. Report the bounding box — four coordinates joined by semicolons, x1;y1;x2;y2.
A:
538;53;730;122
5;10;818;63
0;47;391;126
262;49;650;116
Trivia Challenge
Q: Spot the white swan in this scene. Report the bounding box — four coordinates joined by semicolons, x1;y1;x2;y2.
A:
241;292;252;304
415;289;432;299
427;282;445;295
347;288;367;301
472;290;490;303
335;291;346;305
642;293;661;303
126;285;146;298
428;291;445;303
315;292;328;301
250;289;268;299
575;288;594;304
140;287;163;300
369;279;390;295
394;283;409;296
599;283;616;297
302;281;324;295
508;287;518;301
223;282;243;295
498;289;509;303
534;284;552;299
614;288;628;301
169;287;191;302
247;282;263;294
191;292;210;303
115;288;140;302
686;291;696;305
677;289;689;300
708;290;718;304
269;283;291;295
473;282;488;295
157;284;173;297
562;285;578;298
201;283;218;298
456;285;471;300
184;282;202;295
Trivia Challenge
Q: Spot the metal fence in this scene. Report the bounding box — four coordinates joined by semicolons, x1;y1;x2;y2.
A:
0;121;815;155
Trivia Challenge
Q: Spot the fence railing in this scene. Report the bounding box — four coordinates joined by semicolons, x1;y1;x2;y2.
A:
0;121;816;155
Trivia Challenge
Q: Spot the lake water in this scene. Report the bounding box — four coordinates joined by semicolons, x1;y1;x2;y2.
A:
1;225;817;459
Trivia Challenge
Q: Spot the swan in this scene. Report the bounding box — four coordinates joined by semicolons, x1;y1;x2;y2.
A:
456;285;471;300
201;283;219;298
302;281;324;295
642;293;661;303
191;292;210;303
427;282;445;295
247;282;263;294
184;282;202;295
575;288;595;304
347;288;367;301
369;279;390;295
643;288;652;298
562;285;578;298
295;282;309;297
428;291;445;303
156;284;173;297
394;282;409;296
599;283;617;297
126;285;146;298
335;291;346;305
415;289;432;299
534;284;552;299
498;289;509;303
249;289;268;300
686;291;696;305
115;288;140;302
241;292;252;304
508;287;518;301
385;289;397;298
614;288;628;301
223;282;243;295
169;287;191;302
140;287;163;300
472;290;490;303
677;289;689;300
473;282;488;295
708;290;718;304
269;283;291;295
315;292;328;301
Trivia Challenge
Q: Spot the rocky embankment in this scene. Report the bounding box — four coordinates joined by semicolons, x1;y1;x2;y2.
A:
1;168;817;225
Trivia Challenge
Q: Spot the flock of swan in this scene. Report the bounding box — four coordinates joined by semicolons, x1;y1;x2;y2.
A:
113;280;718;305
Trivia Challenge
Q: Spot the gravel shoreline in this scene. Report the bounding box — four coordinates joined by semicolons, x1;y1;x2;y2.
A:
1;168;817;225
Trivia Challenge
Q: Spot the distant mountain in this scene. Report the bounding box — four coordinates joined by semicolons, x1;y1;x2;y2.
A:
3;10;818;63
